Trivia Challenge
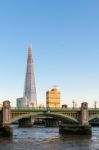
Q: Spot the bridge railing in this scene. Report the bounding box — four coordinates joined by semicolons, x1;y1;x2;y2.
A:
1;106;99;111
10;107;81;112
88;108;99;111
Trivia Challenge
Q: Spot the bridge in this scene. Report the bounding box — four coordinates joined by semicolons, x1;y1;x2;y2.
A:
0;100;99;127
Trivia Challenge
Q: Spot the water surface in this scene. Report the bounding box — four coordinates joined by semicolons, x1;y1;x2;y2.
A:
0;126;99;150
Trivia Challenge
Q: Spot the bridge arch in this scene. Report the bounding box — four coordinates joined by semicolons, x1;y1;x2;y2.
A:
10;112;79;124
89;114;99;121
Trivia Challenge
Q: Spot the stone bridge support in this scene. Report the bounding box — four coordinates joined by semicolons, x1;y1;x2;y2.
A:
45;118;58;127
59;102;91;135
0;101;12;137
2;101;11;126
80;102;89;125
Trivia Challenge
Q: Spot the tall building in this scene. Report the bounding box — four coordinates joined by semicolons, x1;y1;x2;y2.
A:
46;86;60;109
23;46;37;107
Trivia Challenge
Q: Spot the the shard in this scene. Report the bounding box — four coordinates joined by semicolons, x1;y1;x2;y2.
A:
24;46;37;107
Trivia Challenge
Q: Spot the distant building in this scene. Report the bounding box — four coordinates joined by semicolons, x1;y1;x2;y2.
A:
46;86;60;109
16;97;29;108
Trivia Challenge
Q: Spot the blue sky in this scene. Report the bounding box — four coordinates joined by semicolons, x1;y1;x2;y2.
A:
0;0;99;107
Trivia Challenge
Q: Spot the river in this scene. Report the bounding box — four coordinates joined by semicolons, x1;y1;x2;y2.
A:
0;126;99;150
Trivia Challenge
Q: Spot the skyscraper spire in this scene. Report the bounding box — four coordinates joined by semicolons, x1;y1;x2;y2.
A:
24;46;37;107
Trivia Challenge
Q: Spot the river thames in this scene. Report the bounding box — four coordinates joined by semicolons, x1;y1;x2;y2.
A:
0;126;99;150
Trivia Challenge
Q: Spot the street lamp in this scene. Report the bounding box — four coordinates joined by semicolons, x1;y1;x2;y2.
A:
94;101;97;109
72;100;76;109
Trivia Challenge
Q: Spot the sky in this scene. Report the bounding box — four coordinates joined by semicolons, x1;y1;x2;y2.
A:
0;0;99;107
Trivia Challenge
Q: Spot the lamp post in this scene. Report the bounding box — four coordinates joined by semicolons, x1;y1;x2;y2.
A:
72;100;76;109
94;101;97;109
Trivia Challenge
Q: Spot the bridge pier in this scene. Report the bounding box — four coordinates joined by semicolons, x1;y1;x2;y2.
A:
2;101;11;126
18;117;33;127
0;101;13;137
59;102;92;135
80;102;89;125
59;124;91;135
45;118;58;127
